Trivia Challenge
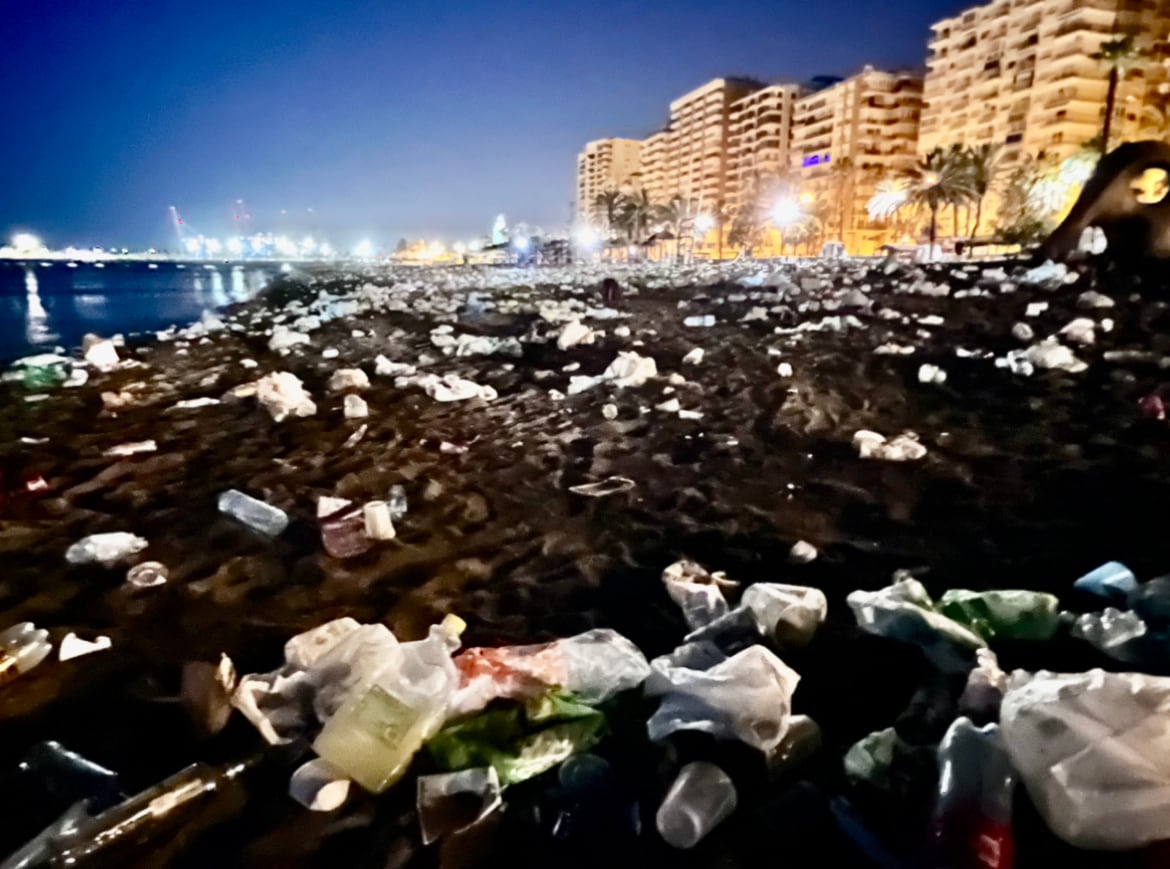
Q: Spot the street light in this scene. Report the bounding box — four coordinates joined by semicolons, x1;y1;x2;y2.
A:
771;197;802;227
353;240;374;258
10;232;44;254
694;215;715;235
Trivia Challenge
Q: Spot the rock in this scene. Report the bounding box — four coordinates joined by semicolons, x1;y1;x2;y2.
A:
604;352;658;388
789;541;818;564
1026;338;1087;373
918;364;947;385
682;348;705;365
269;325;312;353
602;404;618;420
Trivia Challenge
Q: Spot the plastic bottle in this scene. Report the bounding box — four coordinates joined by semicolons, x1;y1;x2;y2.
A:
1071;608;1148;664
0;624;52;687
17;742;121;812
387;484;408;522
936;589;1060;642
932;717;1016;869
5;756;263;868
217;489;288;537
313;615;465;793
656;761;737;849
1074;561;1138;604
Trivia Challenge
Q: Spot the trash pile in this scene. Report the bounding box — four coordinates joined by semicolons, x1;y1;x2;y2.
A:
9;550;1170;866
8;255;1170;866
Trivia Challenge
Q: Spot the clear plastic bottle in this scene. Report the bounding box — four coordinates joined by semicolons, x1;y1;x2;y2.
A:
932;717;1016;869
0;623;52;687
656;761;737;849
7;756;261;868
217;489;288;537
387;484;408;522
313;615;465;793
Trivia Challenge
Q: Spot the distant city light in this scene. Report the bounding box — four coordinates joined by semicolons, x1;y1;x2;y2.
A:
453;241;466;254
799;192;815;205
183;238;201;255
274;235;297;256
513;236;530;251
226;237;244;257
771;198;802;227
320;242;334;257
10;233;44;254
353;239;374;258
301;236;316;256
204;238;222;255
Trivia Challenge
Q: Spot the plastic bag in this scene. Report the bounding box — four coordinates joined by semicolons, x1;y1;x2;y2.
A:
645;645;800;752
847;578;985;673
1000;668;1170;850
450;628;650;716
428;692;606;786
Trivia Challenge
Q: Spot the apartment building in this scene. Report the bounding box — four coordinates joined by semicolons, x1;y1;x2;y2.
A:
792;66;924;254
639;129;671;204
727;83;803;210
662;78;763;213
575;138;642;220
920;0;1170;162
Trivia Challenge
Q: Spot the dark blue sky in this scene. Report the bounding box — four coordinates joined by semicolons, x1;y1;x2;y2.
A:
1;0;961;249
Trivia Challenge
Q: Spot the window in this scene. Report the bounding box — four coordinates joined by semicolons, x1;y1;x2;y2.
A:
1005;132;1023;144
1052;132;1064;143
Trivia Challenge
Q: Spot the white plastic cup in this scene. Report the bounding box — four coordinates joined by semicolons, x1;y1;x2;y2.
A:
656;761;737;849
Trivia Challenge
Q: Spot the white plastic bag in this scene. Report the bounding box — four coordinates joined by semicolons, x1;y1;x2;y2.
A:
645;645;800;752
1000;668;1170;850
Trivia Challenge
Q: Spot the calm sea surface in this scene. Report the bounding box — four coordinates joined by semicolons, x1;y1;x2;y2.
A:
0;260;282;362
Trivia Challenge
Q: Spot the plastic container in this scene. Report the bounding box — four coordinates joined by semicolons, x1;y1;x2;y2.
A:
217;489;288;537
656;762;737;849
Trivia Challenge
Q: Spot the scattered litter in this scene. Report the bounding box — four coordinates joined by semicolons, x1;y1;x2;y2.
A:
852;430;927;462
917;364;946;385
125;561;168;589
343;394;369;419
682;348;704;365
569;476;636;497
103;440;157;458
58;632;112;662
65;532;148;567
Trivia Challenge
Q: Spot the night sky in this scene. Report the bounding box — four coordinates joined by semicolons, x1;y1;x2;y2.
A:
1;0;962;249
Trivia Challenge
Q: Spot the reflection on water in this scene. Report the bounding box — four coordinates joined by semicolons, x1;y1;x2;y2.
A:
0;261;277;361
24;268;57;346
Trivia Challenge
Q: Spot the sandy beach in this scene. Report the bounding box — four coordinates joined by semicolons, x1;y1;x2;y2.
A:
0;258;1164;868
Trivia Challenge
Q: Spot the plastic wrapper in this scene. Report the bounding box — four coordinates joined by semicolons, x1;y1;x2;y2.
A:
450;628;650;717
428;692;605;786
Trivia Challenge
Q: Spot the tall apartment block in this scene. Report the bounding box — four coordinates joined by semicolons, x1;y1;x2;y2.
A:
727;83;803;210
575;138;642;220
663;78;763;212
920;0;1170;162
792;66;924;254
639;129;671;204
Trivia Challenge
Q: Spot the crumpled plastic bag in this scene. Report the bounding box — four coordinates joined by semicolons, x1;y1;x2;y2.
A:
450;628;650;717
740;583;828;648
604;351;657;387
847;578;985;673
417;767;502;845
661;560;735;631
645;644;800;752
242;371;318;421
1000;668;1170;850
428;692;605;786
65;532;148;567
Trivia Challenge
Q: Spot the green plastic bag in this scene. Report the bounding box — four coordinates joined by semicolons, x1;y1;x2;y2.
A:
427;692;605;786
21;362;69;391
938;589;1060;642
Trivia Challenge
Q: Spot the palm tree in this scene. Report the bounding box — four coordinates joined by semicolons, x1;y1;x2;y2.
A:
1094;35;1145;155
965;143;1004;240
867;147;975;250
653;196;696;261
594;190;623;240
615;189;655;246
827;157;855;240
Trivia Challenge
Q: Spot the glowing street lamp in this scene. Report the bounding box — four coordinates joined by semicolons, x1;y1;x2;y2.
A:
300;236;316;256
183;237;201;256
319;242;334;257
572;225;600;248
771;197;802;227
226;237;244;257
799;192;815;205
204;238;222;256
453;241;467;255
513;236;530;252
353;239;374;258
694;215;715;235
